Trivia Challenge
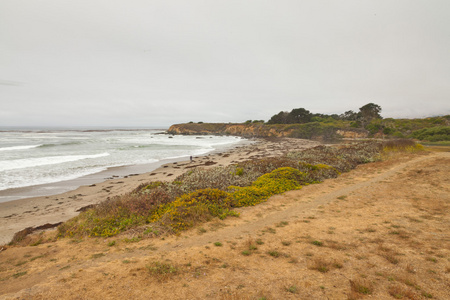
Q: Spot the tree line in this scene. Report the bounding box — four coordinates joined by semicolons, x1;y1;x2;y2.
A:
267;103;382;128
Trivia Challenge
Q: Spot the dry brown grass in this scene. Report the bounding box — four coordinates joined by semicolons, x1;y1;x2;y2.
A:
377;243;401;264
388;284;420;299
307;257;343;273
349;278;374;297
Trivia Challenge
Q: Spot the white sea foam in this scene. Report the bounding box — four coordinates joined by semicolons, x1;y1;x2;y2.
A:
0;166;108;191
0;144;42;151
0;152;110;171
0;129;244;200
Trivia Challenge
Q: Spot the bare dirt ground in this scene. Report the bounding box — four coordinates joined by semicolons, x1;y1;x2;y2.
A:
0;149;448;299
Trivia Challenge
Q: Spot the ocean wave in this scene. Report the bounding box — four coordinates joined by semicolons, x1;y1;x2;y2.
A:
126;144;201;150
0;152;110;172
38;141;84;148
0;144;42;152
0;166;107;192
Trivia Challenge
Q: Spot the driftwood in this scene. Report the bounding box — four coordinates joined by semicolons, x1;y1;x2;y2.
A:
9;222;63;245
184;161;217;169
76;204;97;212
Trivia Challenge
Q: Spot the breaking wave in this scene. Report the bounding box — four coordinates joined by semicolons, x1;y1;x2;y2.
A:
0;144;42;152
0;153;110;172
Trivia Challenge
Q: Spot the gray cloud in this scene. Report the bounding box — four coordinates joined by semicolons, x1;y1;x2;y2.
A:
1;0;449;127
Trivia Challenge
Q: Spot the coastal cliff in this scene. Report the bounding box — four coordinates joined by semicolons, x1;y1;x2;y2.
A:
168;115;450;141
168;123;291;138
168;123;368;140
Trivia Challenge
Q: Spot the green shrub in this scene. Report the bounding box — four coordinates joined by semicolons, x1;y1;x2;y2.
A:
392;131;405;138
147;261;179;281
383;127;395;135
366;123;382;135
287;122;339;140
411;126;450;141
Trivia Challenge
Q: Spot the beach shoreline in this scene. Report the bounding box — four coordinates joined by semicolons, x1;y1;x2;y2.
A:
0;138;320;245
0;136;248;203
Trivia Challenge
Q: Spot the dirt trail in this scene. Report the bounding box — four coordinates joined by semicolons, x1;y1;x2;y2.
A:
1;151;449;299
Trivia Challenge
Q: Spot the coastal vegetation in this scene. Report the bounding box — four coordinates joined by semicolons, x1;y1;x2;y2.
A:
168;104;450;141
56;140;423;239
267;103;382;126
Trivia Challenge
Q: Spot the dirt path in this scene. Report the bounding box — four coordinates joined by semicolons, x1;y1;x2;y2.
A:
1;151;449;299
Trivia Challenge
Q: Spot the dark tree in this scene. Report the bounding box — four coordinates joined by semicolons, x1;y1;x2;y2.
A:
340;110;359;121
329;114;340;120
287;108;312;124
359;103;382;126
267;111;290;124
266;104;382;126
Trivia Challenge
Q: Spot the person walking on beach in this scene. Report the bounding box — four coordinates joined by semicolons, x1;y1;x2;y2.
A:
190;156;193;163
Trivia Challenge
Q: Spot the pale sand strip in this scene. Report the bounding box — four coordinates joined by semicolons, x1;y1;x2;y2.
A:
0;138;319;245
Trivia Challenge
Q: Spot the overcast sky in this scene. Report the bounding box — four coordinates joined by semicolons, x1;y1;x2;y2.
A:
1;0;449;127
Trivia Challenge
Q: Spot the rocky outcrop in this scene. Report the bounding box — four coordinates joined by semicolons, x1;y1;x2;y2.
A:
336;129;369;139
168;123;368;140
168;123;293;138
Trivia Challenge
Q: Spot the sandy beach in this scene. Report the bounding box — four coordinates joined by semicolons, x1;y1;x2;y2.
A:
0;138;320;245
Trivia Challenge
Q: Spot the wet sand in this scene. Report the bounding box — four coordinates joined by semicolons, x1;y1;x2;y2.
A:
0;138;319;245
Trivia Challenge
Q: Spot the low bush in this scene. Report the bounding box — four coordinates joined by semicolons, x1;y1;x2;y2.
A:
287;142;382;172
150;189;238;233
252;167;306;192
382;139;425;152
230;167;305;207
58;190;175;237
147;261;179;281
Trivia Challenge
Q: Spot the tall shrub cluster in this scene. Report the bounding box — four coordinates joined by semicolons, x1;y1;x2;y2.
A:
410;126;450;142
267;103;382;126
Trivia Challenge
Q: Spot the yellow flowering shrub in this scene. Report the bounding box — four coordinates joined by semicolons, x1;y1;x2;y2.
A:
252;167;305;192
229;185;271;207
150;189;238;233
230;167;305;207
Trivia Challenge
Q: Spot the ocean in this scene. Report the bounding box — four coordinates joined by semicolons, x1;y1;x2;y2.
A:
0;128;243;202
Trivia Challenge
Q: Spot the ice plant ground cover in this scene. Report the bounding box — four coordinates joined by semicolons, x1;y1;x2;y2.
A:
55;140;423;239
